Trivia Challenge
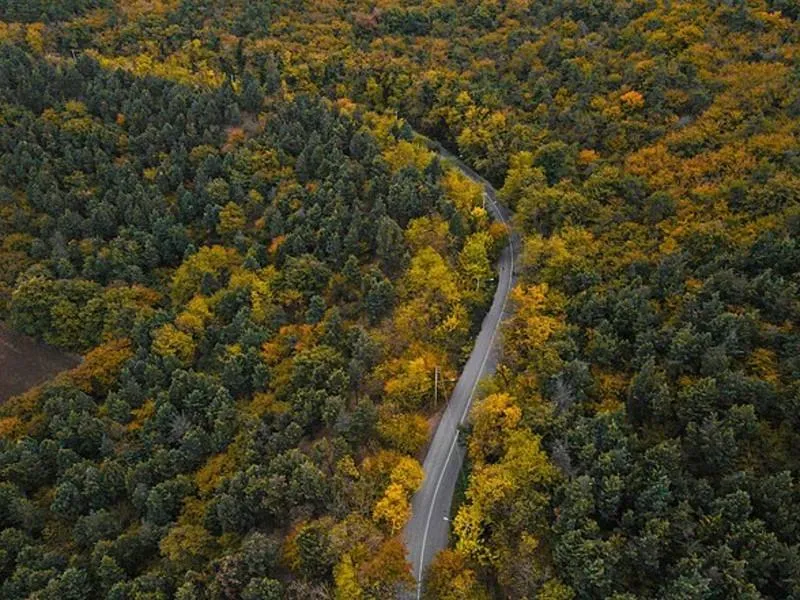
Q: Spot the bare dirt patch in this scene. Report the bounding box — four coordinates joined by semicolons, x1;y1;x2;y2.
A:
0;322;80;403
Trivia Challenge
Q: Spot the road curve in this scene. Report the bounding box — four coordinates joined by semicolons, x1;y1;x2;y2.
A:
404;142;519;598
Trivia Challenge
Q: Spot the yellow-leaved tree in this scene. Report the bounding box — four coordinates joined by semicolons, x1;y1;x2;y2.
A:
423;549;490;600
454;393;558;573
459;231;493;291
442;168;483;214
499;151;547;208
372;456;423;535
217;201;246;236
171;245;242;305
152;323;195;365
333;554;363;600
468;393;522;464
382;139;434;172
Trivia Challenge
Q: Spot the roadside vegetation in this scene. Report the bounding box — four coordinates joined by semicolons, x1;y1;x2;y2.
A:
0;0;798;598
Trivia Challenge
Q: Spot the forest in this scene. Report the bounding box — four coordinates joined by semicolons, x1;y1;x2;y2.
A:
0;0;799;598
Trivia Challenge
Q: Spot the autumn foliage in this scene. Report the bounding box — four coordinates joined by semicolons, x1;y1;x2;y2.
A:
0;0;798;598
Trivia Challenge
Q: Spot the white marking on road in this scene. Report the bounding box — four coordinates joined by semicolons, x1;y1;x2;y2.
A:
415;182;515;599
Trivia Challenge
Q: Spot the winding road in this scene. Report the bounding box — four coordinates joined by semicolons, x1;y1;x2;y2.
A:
404;142;519;598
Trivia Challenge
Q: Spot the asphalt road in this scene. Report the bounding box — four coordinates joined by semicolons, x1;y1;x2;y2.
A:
403;145;518;598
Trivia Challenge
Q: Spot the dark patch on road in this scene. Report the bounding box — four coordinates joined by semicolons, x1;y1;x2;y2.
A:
0;321;81;403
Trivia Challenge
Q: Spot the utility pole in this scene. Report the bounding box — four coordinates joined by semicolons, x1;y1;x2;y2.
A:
434;366;439;409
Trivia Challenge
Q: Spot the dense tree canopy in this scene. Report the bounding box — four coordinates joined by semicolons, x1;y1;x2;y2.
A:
0;20;499;596
0;0;799;598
